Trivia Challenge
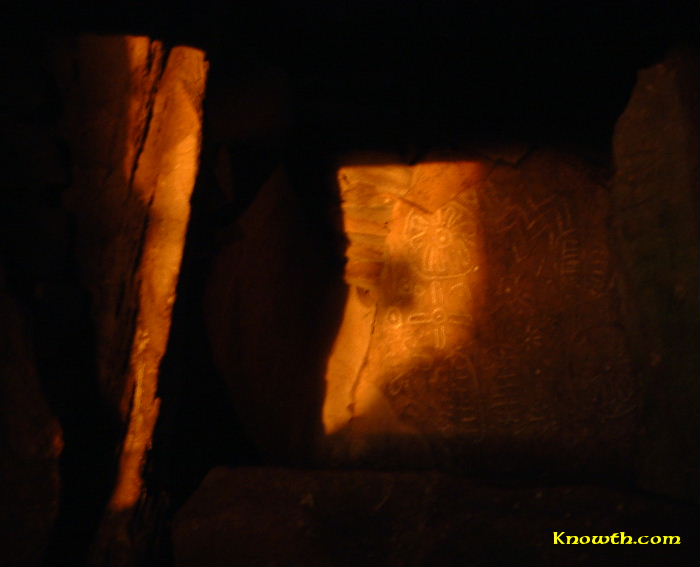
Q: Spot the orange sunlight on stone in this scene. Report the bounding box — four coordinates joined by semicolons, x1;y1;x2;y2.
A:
107;41;208;513
322;158;488;462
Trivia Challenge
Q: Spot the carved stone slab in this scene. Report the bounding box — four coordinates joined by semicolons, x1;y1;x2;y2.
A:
324;151;640;475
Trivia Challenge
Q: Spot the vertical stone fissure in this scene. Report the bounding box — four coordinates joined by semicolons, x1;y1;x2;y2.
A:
346;294;378;421
124;43;166;204
117;192;155;422
86;41;208;565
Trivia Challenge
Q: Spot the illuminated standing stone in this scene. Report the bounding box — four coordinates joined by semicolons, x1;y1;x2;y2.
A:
323;150;639;474
59;35;208;563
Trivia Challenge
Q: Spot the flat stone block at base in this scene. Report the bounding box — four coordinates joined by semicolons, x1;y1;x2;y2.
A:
173;467;698;566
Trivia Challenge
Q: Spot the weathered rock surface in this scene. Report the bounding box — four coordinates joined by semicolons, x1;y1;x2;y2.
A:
611;47;699;502
324;150;638;478
205;166;345;464
173;466;699;566
1;35;70;564
55;35;208;563
0;266;63;565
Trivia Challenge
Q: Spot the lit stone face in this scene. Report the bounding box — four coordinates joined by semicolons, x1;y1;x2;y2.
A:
60;36;208;561
323;151;639;474
367;193;482;439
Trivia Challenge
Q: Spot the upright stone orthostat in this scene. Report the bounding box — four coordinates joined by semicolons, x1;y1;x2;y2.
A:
57;35;208;563
323;150;639;475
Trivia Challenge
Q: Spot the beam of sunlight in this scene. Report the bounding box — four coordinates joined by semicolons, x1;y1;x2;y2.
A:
322;150;639;473
107;42;208;514
322;159;487;453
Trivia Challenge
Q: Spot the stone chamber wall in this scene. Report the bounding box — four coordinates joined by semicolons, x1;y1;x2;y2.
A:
1;3;697;566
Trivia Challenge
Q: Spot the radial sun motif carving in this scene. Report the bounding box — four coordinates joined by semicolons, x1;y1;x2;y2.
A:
404;202;477;277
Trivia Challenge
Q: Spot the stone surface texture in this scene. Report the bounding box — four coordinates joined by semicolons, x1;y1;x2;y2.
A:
55;35;208;563
173;466;699;566
323;150;638;478
2;34;70;564
611;47;699;502
0;266;63;565
205;166;344;464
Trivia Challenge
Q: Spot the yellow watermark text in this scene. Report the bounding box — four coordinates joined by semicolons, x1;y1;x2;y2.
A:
553;532;681;545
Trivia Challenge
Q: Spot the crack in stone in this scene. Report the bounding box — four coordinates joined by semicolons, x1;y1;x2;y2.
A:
346;293;378;426
125;41;167;205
